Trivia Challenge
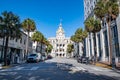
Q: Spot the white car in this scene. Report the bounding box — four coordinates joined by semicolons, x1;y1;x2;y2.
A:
27;53;41;63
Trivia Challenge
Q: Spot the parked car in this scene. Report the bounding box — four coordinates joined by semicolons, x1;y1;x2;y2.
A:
77;56;89;64
47;55;52;59
77;56;82;63
27;53;40;63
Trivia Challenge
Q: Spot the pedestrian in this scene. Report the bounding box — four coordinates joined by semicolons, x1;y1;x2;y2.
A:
15;54;18;64
92;56;96;65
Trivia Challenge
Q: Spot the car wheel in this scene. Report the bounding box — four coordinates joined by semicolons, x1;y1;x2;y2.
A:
36;60;39;63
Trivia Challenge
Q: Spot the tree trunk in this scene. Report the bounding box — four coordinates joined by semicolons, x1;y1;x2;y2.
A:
4;36;9;66
41;43;42;55
77;42;79;57
108;21;112;65
26;31;29;56
93;33;97;62
82;40;85;56
40;42;43;60
1;37;5;60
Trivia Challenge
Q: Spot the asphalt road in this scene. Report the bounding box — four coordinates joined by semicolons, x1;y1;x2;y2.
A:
0;57;120;80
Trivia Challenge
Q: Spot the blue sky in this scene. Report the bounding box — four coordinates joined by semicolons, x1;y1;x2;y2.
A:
0;0;84;38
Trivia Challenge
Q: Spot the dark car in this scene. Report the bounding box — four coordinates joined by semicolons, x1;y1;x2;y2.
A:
47;55;52;59
77;56;89;64
77;56;82;63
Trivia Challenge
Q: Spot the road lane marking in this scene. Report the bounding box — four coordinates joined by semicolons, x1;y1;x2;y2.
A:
29;77;36;80
30;67;39;70
15;67;24;70
76;67;87;71
15;76;22;80
91;67;102;71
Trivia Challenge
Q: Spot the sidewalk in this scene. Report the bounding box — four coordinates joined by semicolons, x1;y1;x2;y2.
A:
95;62;120;70
95;62;112;69
0;60;26;69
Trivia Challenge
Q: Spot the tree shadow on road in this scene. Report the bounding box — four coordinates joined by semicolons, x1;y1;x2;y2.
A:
0;61;119;80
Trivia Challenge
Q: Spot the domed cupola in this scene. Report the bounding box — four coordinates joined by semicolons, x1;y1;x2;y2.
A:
56;22;65;39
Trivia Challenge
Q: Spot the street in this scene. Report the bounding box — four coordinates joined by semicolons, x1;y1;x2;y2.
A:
0;58;120;80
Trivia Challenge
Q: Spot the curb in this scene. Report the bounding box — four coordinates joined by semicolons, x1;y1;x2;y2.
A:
95;63;112;69
0;61;25;69
0;64;2;69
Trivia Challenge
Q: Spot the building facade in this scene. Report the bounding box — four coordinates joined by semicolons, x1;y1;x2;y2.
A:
84;0;120;66
29;31;46;56
48;23;72;57
0;31;32;64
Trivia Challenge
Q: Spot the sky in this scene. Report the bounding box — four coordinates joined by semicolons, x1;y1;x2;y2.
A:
0;0;84;38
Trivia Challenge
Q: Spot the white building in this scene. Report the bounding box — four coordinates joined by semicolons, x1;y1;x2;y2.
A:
0;31;32;64
25;31;46;56
73;42;83;57
48;23;72;57
84;0;120;67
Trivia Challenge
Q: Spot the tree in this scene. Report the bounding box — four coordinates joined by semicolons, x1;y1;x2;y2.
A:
43;38;49;46
94;0;119;65
84;17;101;63
0;11;21;66
31;31;42;43
39;34;44;55
31;31;44;54
22;18;36;55
71;28;88;57
46;44;53;56
67;44;74;57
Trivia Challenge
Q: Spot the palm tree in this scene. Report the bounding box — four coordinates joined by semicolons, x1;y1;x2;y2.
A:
85;17;101;62
43;38;49;46
94;0;107;20
94;0;119;65
67;44;74;57
0;11;21;66
31;31;44;53
22;18;36;55
46;43;53;56
31;31;42;43
39;34;44;55
71;28;88;57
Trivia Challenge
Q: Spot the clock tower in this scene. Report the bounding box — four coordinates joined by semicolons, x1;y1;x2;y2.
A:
48;21;72;58
56;22;65;39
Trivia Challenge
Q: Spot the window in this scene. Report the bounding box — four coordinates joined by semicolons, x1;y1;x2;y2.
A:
60;44;62;47
16;39;17;42
67;40;68;43
33;46;35;49
20;38;22;43
97;34;102;57
115;43;120;57
103;30;109;57
89;39;92;56
56;39;58;42
10;37;12;40
24;40;26;45
111;25;120;57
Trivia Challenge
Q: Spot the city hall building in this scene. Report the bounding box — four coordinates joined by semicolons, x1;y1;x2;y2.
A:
48;23;72;57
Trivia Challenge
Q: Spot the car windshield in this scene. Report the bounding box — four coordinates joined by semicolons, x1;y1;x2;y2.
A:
29;54;37;56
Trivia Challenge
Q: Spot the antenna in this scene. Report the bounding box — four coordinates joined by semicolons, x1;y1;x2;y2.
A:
60;19;62;24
